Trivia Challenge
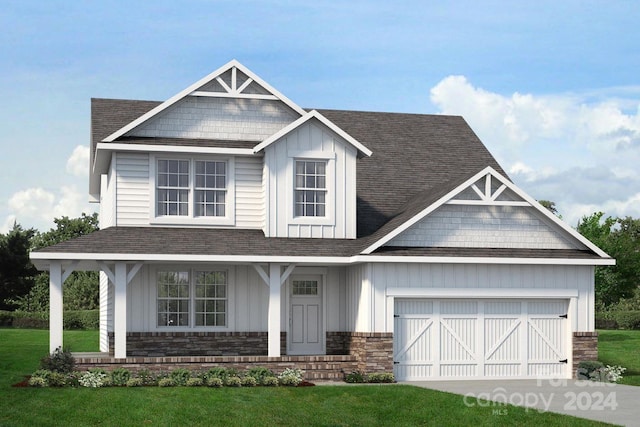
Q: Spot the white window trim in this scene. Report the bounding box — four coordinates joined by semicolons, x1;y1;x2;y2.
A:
149;154;235;226
287;151;335;226
152;265;235;331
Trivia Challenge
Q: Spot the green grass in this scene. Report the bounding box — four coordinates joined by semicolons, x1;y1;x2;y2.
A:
598;329;640;385
0;329;612;427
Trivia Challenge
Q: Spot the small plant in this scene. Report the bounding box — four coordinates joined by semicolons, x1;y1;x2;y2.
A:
40;347;75;373
262;376;279;387
186;377;203;387
577;361;604;380
28;376;48;387
48;372;68;387
246;367;276;385
79;370;108;388
206;377;223;388
126;377;143;387
110;368;131;386
158;377;176;387
225;376;242;387
170;368;192;386
591;365;627;383
136;369;157;386
345;371;365;383
278;368;304;386
241;376;258;387
205;367;230;382
366;372;395;383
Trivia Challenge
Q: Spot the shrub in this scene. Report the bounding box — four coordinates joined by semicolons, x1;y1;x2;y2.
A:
246;367;276;385
262;376;279;387
63;310;100;330
345;371;365;383
158;378;176;387
205;367;231;382
577;361;604;380
0;310;13;326
40;347;75;373
126;377;143;387
241;376;258;387
186;377;203;387
206;377;223;388
136;369;157;386
110;368;131;386
613;311;640;330
366;372;395;383
589;365;627;383
225;376;242;387
79;370;107;388
278;368;304;386
28;376;48;387
170;368;192;386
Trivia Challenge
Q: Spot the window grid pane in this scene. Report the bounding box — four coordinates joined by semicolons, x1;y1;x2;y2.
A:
157;160;189;216
195;161;227;217
292;280;318;296
294;160;327;217
194;271;227;326
157;270;190;327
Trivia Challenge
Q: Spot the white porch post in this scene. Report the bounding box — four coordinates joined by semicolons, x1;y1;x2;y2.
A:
49;261;63;353
268;263;282;357
113;262;127;359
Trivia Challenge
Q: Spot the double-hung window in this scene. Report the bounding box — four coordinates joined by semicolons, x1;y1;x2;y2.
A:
157;269;228;328
294;160;326;217
155;158;229;220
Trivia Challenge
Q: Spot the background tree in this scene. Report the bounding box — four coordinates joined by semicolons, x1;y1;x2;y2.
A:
0;223;37;310
577;212;640;308
12;213;100;312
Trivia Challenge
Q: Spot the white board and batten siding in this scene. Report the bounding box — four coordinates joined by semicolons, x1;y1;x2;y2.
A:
264;120;357;239
110;152;264;228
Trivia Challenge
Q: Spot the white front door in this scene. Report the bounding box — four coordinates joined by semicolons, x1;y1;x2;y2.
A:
288;275;323;355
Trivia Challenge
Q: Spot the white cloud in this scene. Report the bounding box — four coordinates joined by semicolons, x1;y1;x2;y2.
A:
66;145;90;177
430;76;640;224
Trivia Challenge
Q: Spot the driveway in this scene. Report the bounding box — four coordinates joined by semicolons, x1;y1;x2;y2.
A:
404;379;640;426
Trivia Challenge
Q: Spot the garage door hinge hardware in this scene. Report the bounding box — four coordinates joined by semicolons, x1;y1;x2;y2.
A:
559;359;568;364
393;361;399;365
394;314;399;318
559;314;568;318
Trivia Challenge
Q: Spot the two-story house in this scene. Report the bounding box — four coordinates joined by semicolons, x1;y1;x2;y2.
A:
31;60;614;381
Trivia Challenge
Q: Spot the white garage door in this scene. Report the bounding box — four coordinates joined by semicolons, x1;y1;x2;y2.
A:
394;299;569;380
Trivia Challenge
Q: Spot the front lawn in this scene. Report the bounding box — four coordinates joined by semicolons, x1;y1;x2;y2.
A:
0;329;612;426
597;329;640;386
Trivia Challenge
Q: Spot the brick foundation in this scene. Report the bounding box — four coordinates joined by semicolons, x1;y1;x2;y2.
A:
326;332;394;373
573;331;598;376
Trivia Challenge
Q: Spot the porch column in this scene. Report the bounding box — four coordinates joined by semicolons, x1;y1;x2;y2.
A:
49;261;63;353
113;262;127;359
268;263;282;357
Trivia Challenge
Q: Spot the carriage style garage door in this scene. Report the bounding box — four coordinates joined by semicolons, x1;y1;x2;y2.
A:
393;299;570;380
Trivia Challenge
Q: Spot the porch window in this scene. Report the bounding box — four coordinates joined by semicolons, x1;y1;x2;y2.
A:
294;160;326;217
156;269;228;328
156;158;228;218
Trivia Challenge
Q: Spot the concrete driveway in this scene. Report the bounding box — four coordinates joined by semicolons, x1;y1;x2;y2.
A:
404;379;640;426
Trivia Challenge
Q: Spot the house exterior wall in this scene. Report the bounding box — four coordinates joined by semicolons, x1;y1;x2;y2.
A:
126;97;297;141
111;153;264;228
355;263;595;332
264;120;357;238
388;205;582;249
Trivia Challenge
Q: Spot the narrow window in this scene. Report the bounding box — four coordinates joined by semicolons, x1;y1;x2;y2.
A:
157;270;190;327
194;271;227;326
194;161;226;217
294;160;326;217
157;160;189;216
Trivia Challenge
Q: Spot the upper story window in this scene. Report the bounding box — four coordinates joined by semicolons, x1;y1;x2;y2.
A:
155;158;228;219
294;160;326;217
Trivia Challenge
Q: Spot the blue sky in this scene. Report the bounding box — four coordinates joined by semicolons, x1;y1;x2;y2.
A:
2;0;639;232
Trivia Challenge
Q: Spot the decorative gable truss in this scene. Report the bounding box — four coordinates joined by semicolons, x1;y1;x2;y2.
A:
363;166;610;257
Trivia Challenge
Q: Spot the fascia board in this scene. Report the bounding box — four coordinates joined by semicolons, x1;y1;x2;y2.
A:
96;142;256;156
102;60;305;142
253;110;372;156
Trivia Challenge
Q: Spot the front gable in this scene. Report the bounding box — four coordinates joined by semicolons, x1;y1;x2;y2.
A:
364;167;610;257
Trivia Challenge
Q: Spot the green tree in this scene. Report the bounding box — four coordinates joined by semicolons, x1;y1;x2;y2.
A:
538;200;559;216
577;212;640;308
14;213;100;312
0;223;38;310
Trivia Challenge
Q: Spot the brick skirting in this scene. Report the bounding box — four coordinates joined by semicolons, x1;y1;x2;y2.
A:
573;331;598;376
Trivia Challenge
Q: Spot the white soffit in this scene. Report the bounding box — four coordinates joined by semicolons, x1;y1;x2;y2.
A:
102;60;306;143
361;166;613;259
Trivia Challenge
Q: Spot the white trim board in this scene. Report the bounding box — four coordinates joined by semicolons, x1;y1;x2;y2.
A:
386;288;579;299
